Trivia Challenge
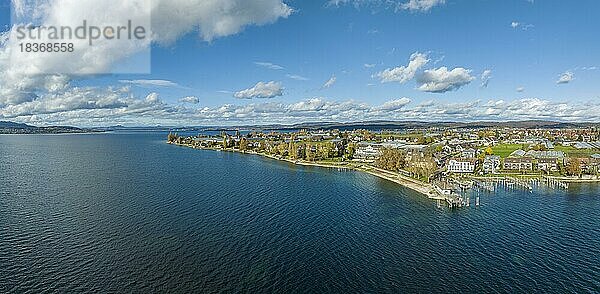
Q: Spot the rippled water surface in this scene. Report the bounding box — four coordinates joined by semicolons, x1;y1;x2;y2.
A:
1;132;599;293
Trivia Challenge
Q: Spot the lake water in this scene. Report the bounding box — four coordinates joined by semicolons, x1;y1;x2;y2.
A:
1;132;599;293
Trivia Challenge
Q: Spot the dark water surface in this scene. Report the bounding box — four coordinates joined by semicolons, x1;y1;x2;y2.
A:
1;133;599;293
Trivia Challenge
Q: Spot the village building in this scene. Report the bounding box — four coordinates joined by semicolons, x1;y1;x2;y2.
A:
354;145;381;161
461;148;477;159
447;158;478;173
503;157;534;171
525;150;565;160
537;157;559;172
509;149;527;157
483;155;501;174
568;156;600;174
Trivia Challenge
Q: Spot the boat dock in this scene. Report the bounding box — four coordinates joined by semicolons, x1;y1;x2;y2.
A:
544;177;569;189
431;181;470;209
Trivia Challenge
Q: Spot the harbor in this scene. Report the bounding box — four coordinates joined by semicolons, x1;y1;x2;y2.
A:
431;176;573;209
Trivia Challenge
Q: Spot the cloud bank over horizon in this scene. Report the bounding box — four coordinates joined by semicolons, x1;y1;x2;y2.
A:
2;87;599;127
0;0;598;126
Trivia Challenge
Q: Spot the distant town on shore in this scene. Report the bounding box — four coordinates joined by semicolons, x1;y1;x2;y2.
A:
0;121;98;134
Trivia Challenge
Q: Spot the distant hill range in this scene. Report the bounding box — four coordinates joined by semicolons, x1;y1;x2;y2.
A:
197;120;600;132
0;121;101;134
2;120;599;134
0;121;33;129
306;120;600;130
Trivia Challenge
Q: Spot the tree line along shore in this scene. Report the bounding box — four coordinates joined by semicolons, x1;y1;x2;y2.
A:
167;131;440;197
167;128;600;201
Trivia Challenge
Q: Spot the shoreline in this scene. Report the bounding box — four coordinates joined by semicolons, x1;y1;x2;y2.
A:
169;142;437;197
357;166;435;196
544;176;600;183
468;175;600;183
168;142;598;199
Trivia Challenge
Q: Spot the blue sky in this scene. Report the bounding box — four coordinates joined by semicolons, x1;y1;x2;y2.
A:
117;0;598;105
1;0;600;126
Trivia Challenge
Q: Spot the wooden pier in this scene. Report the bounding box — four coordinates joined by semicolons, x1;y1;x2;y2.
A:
544;177;569;189
432;174;575;211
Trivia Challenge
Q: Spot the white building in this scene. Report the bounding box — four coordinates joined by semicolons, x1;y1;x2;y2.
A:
447;158;477;173
461;148;477;159
354;145;381;161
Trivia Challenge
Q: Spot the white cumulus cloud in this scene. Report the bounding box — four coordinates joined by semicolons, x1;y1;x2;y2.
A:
378;97;411;111
376;52;429;83
0;0;292;106
151;0;293;43
6;93;600;127
416;67;475;93
234;81;284;99
179;96;200;104
400;0;445;12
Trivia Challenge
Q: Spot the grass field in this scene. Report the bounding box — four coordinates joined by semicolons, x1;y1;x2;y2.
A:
487;144;526;158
